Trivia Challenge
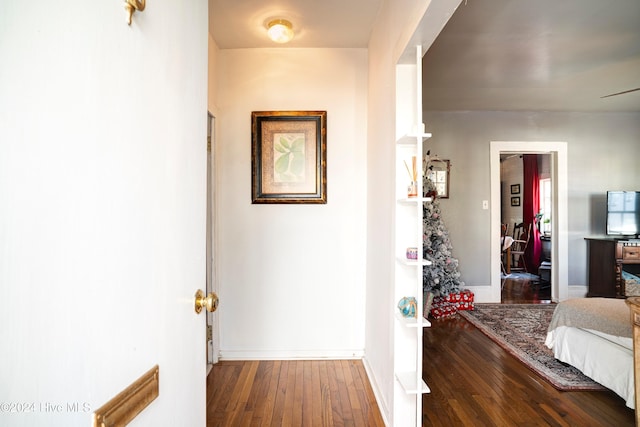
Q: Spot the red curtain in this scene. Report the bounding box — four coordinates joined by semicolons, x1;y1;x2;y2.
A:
523;155;541;272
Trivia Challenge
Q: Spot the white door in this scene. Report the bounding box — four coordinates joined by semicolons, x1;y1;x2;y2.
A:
0;2;208;426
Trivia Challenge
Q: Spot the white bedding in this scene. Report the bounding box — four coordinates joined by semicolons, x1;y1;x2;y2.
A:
545;326;634;409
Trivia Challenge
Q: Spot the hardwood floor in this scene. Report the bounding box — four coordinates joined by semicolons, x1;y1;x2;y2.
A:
208;278;633;426
423;315;634;426
502;272;552;303
206;359;385;426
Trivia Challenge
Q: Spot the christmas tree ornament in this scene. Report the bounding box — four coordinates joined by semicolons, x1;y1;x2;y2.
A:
397;297;417;318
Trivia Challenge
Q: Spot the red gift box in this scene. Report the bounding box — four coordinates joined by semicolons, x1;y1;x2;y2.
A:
455;300;475;311
455;290;474;311
430;301;457;319
431;295;450;305
429;291;475;317
442;290;475;311
444;293;462;303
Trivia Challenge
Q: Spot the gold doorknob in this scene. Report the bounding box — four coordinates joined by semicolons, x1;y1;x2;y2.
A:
194;289;218;314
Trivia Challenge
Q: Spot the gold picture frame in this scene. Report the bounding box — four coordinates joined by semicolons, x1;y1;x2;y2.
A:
251;111;327;204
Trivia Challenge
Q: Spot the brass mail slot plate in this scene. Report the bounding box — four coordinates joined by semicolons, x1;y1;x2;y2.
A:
93;365;159;427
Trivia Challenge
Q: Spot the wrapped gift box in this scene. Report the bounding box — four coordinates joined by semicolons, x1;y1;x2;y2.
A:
428;290;474;318
455;300;475;311
430;302;457;319
443;290;474;311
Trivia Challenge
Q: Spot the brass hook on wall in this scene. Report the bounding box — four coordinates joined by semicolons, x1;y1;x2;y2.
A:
124;0;146;25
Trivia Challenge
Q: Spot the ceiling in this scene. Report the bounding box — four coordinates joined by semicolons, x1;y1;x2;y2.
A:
422;0;640;112
208;0;382;49
209;0;640;112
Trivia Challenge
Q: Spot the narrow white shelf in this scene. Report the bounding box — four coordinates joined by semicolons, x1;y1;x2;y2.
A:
392;45;431;427
396;133;433;145
395;312;432;328
396;372;431;394
396;256;432;266
397;197;433;204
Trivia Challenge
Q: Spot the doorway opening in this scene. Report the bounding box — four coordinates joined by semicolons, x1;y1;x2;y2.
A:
499;152;552;303
490;141;568;303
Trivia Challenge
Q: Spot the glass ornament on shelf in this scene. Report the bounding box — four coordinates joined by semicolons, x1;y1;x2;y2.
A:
397;296;417;318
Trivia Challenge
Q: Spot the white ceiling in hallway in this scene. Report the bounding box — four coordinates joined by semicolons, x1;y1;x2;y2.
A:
208;0;383;49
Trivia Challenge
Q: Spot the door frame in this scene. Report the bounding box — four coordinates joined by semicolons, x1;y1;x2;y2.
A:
490;141;568;302
206;112;220;368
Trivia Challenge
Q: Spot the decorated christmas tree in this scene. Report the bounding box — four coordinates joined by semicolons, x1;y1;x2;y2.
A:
422;153;465;297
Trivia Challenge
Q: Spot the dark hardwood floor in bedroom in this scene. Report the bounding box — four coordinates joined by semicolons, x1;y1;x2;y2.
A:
422;272;633;426
423;315;634;426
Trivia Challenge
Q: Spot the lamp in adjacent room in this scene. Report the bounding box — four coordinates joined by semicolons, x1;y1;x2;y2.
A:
267;19;294;43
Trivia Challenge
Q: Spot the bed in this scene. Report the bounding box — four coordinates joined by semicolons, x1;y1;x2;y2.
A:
623;270;640;297
544;297;634;408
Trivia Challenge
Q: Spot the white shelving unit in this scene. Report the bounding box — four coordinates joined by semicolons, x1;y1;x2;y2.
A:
392;45;432;427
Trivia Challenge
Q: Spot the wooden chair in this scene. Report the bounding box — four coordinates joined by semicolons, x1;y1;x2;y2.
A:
500;223;510;275
510;222;532;273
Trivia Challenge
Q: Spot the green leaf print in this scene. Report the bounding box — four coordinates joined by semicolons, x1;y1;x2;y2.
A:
291;138;304;152
273;134;305;182
290;152;305;175
275;152;290;174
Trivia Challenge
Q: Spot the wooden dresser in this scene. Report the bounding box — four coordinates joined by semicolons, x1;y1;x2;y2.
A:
585;238;619;297
585;237;640;298
617;242;640;297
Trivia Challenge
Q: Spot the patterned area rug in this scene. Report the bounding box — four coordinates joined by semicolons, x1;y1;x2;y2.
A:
458;303;606;391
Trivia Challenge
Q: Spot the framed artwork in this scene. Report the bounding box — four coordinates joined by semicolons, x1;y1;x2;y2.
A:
426;159;450;198
510;184;520;194
251;111;327;204
511;196;521;207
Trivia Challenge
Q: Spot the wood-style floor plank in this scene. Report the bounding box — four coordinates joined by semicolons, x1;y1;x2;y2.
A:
310;361;324;426
208;278;633;426
207;359;384;427
423;315;635;426
314;361;336;426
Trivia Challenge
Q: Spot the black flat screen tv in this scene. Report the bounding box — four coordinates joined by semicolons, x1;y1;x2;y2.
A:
607;191;640;237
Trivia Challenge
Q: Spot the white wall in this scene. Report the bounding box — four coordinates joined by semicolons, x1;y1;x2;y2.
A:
423;110;640;288
215;48;368;359
0;1;208;426
365;0;462;423
501;155;523;226
208;34;220;114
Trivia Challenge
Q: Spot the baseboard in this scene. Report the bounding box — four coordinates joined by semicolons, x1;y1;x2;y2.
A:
362;356;390;426
463;285;496;303
464;284;588;303
219;349;365;360
568;285;588;299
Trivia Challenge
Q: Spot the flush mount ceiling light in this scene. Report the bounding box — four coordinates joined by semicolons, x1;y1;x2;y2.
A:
267;19;294;43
